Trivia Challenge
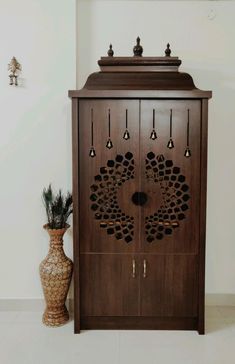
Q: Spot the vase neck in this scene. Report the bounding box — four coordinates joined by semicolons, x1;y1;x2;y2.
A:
47;229;66;249
48;237;66;258
49;237;64;249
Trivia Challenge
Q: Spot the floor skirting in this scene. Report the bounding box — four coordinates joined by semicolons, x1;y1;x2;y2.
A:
0;295;235;311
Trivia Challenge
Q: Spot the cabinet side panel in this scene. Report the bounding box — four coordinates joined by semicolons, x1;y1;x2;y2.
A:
72;98;80;333
198;99;208;335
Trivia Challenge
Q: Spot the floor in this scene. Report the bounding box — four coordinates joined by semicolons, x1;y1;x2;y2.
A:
1;307;235;364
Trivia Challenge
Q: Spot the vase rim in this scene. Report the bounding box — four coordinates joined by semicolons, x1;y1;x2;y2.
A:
43;223;70;233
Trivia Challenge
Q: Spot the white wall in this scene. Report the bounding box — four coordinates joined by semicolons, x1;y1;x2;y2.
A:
0;0;76;298
0;0;234;300
77;0;235;294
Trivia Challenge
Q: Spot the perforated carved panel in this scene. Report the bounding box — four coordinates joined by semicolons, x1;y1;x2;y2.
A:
145;153;190;242
90;152;135;243
90;152;190;244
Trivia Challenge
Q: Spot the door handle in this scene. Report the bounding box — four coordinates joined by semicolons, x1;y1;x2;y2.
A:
132;259;136;278
143;259;147;278
131;191;148;206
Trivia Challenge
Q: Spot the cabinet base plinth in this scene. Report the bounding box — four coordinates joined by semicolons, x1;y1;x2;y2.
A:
80;316;200;332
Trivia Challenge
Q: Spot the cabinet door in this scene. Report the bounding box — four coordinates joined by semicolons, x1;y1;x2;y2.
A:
80;254;139;317
79;100;140;253
140;100;201;254
140;255;198;317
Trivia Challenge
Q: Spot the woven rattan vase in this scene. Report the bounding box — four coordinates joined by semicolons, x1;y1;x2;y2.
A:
40;224;73;327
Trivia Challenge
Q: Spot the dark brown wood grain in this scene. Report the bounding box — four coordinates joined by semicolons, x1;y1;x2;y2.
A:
198;99;209;334
139;255;198;317
80;254;139;317
140;100;201;255
71;98;80;333
81;316;197;330
69;89;212;99
98;56;181;67
69;51;211;334
78;99;140;254
83;72;196;90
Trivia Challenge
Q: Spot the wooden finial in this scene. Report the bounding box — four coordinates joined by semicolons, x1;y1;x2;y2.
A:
107;44;114;57
165;43;171;57
133;37;143;57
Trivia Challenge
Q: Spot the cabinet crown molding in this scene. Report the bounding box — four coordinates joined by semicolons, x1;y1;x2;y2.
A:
70;48;212;96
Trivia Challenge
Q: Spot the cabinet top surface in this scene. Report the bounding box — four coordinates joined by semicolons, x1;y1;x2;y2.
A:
69;40;212;99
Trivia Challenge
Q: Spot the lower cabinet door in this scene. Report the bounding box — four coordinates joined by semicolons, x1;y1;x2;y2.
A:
140;255;198;317
80;254;139;317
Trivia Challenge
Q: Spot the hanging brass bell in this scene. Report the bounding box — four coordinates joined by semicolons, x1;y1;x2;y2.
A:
184;147;191;158
167;138;174;149
123;129;130;140
106;138;113;149
150;129;157;140
89;147;96;158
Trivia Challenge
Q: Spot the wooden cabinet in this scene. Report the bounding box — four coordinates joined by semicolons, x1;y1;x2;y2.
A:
69;40;212;334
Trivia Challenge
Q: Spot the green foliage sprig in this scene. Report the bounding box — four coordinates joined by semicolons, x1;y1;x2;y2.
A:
42;184;73;229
